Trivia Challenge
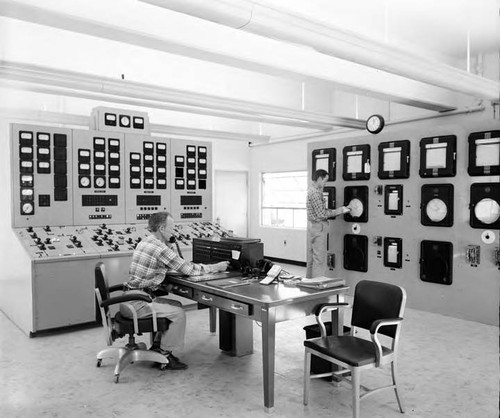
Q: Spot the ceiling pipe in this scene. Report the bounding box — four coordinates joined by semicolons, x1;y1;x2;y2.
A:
0;0;460;112
250;105;487;147
0;60;365;130
142;0;500;102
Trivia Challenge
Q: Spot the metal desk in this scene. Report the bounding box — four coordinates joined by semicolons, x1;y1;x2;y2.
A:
167;275;347;412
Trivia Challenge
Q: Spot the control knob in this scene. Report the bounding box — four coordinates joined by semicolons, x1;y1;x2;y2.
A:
44;225;51;232
45;238;51;244
112;244;119;251
38;244;46;250
100;223;107;229
34;237;42;244
27;226;33;233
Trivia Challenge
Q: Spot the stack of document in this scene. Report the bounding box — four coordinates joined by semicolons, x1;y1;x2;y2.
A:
296;277;346;289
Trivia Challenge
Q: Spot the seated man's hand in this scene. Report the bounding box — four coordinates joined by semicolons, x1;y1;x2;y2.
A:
215;261;230;272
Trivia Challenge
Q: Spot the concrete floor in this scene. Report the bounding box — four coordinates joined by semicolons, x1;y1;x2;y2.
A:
0;265;498;418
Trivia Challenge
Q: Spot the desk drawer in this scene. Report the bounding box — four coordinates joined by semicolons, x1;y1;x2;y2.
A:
194;290;251;316
171;284;193;299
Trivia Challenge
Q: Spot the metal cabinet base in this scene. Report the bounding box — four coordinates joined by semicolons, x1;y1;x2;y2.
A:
219;310;253;356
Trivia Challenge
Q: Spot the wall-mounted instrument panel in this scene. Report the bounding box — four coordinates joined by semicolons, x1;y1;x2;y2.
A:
420;184;454;227
170;140;212;221
383;237;402;269
344;186;369;222
124;134;170;223
420;240;453;285
469;183;500;230
11;125;74;228
468;130;500;176
312;148;336;180
378;140;410;179
72;130;126;225
419;135;457;178
384;185;403;216
308;118;500;326
91;106;150;135
342;144;370;181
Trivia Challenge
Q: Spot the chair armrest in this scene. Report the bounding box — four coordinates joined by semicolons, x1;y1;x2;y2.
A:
370;317;403;366
314;302;350;337
100;293;152;308
314;302;350;317
370;318;403;335
108;284;125;294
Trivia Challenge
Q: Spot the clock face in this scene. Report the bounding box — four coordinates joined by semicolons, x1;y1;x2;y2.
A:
426;198;448;222
474;198;500;224
366;115;384;134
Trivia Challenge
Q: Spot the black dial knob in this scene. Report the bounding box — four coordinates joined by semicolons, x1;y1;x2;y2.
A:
45;238;51;244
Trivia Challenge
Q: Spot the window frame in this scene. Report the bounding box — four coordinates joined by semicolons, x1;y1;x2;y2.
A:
260;170;307;229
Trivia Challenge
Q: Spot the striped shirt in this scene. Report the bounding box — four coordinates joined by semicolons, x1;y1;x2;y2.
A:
126;235;218;291
307;182;344;222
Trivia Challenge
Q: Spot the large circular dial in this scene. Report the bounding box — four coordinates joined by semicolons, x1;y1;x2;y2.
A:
474;198;500;225
348;198;364;218
426;198;448;222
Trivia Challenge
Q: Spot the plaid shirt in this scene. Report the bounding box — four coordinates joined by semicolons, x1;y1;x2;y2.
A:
126;235;218;291
307;182;344;222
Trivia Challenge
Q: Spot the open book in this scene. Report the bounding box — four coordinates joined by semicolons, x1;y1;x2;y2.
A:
296;276;346;289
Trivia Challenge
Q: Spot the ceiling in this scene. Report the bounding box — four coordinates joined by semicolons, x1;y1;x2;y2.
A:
0;0;499;143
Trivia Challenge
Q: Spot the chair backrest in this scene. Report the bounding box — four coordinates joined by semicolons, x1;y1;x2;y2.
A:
351;280;406;338
94;262;114;346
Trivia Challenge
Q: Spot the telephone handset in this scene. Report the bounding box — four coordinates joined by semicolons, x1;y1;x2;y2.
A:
169;236;183;259
259;264;282;285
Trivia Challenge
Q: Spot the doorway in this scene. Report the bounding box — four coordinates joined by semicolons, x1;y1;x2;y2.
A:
214;170;248;237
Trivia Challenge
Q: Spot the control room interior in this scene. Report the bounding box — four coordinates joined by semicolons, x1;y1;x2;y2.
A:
0;1;499;417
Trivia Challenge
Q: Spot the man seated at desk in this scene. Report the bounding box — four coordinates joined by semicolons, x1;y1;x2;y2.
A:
121;211;229;370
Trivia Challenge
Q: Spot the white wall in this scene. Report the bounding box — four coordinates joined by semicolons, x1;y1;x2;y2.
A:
248;140;308;261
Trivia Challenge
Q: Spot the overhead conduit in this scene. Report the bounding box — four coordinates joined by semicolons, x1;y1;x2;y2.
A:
142;0;500;103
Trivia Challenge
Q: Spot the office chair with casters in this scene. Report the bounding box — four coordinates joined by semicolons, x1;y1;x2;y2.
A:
303;280;407;418
94;262;170;383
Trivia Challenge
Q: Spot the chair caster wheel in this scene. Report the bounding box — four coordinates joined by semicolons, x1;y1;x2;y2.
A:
159;363;168;371
114;374;120;383
96;359;102;367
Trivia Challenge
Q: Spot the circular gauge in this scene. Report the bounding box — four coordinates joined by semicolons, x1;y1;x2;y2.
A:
22;202;33;214
95;177;106;188
474;198;500;225
80;176;90;187
426;198;448;222
348;198;364;218
120;115;131;127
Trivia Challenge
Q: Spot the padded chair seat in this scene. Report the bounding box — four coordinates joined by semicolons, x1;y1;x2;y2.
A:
304;335;393;367
114;312;170;335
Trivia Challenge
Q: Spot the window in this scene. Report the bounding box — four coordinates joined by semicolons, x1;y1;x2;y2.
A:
261;171;307;228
